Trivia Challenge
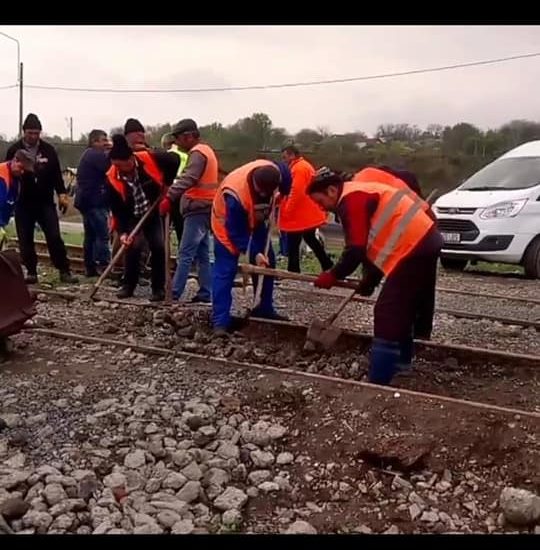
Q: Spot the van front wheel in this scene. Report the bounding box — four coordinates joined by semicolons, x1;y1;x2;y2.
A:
523;237;540;279
440;257;468;272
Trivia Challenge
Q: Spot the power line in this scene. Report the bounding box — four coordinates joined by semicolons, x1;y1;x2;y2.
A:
13;51;540;94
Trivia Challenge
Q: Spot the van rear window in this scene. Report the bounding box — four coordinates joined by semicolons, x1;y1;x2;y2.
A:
460;157;540;191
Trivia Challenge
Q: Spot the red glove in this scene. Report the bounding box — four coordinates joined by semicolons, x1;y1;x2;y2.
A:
314;270;337;289
159;197;171;216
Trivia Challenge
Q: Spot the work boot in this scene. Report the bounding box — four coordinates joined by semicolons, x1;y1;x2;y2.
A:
150;289;165;302
59;271;79;284
212;327;230;339
190;294;211;305
395;337;414;377
117;286;134;299
368;338;401;386
24;273;38;285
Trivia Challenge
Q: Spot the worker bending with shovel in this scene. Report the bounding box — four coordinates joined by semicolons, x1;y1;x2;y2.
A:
106;135;179;301
211;160;290;337
307;168;442;385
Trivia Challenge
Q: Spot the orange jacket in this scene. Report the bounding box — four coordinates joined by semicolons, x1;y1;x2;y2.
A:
278;157;326;232
212;159;275;255
184;143;219;202
339;180;434;276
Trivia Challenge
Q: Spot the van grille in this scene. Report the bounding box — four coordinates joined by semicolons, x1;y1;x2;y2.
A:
436;219;479;241
436;207;477;215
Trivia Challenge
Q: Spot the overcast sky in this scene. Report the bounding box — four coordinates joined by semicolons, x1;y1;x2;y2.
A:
1;25;540;140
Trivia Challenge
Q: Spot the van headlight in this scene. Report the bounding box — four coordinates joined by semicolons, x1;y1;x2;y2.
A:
479;199;528;219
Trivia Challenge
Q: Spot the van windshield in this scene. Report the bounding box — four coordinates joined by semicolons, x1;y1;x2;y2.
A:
460;157;540;191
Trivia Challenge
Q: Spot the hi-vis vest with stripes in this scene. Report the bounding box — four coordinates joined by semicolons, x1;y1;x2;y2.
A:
212;159;277;255
338;181;434;276
168;144;189;176
353;167;431;213
184;143;219;202
0;163;12;190
106;150;164;202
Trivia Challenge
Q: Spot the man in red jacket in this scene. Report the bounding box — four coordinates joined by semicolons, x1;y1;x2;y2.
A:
279;145;332;273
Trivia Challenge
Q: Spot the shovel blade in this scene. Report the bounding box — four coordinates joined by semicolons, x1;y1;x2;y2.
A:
306;318;343;351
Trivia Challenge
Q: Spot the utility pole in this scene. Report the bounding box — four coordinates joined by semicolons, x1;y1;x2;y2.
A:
65;117;74;142
19;62;23;137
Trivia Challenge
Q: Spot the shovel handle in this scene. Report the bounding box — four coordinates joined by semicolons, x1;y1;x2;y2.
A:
252;199;277;309
326;288;357;324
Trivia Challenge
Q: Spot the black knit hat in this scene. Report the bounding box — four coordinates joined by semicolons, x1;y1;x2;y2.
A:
109;134;133;161
252;165;281;195
172;119;198;136
123;118;145;135
22;113;42;131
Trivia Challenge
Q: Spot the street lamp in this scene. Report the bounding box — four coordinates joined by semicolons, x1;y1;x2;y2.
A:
0;30;23;137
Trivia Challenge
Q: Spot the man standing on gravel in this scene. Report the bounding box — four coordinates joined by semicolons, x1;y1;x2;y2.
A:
5;113;78;284
307;168;442;386
74;129;112;277
159;119;219;304
106;134;179;301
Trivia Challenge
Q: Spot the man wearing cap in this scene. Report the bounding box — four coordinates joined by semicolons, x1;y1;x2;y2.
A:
159;119;219;304
5;113;78;284
211;159;289;336
124;118;149;152
0;151;35;249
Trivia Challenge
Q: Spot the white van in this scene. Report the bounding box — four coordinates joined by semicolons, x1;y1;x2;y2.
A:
434;140;540;278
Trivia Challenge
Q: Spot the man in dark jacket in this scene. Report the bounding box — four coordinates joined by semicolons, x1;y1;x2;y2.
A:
5;113;78;284
74;129;111;277
107;134;179;301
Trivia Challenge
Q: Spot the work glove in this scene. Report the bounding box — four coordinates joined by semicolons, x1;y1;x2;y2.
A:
120;233;133;247
58;193;69;215
356;278;376;297
255;253;270;267
314;270;337;289
159;197;171;217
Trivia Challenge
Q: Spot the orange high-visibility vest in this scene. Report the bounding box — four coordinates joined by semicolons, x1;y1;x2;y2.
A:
278;157;326;232
338;180;434;276
353;167;431;213
184;143;219;202
106;150;164;202
212;159;277;255
0;163;12;190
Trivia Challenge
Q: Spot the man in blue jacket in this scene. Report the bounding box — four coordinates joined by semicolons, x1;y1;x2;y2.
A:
0;150;35;248
74;129;112;277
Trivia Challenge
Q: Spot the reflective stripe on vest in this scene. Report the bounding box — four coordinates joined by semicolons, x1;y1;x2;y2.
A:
338;181;434;276
0;163;11;190
353;167;430;213
184;143;219;202
168;145;189;176
211;159;275;254
106;151;164;202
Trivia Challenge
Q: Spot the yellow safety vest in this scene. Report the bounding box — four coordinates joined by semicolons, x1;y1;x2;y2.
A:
168;144;189;176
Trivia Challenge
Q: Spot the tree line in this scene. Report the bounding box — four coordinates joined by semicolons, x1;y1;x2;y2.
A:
2;114;540;195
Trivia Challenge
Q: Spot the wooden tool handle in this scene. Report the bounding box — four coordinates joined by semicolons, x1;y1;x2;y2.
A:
89;196;161;300
252;199;277;308
326;288;357;324
164;212;172;304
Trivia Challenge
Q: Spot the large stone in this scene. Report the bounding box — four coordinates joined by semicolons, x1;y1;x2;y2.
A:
25;413;48;426
0;471;30;490
171;519;195;534
222;509;242;527
2;414;21;428
157;510;182;528
500;487;540;526
213;487;248;511
250;450;275;468
276;452;294;465
104;473;127;489
176;481;201;503
163;472;187;490
217;442;240;460
258;481;280;493
171;450;193;468
267;424;287;440
248;470;272;486
285;520;317;534
43;483;67;506
124;450;146;469
150;501;190;516
133;523;163;534
22;510;53;532
0;497;30;520
94;398;118;412
193;426;217;446
181;462;203;481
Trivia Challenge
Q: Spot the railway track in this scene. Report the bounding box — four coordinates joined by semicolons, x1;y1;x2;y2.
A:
8;238;540;305
27;325;540;422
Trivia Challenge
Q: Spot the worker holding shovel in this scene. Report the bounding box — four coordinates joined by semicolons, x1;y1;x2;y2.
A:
105;135;179;301
211;160;290;337
307;168;442;386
